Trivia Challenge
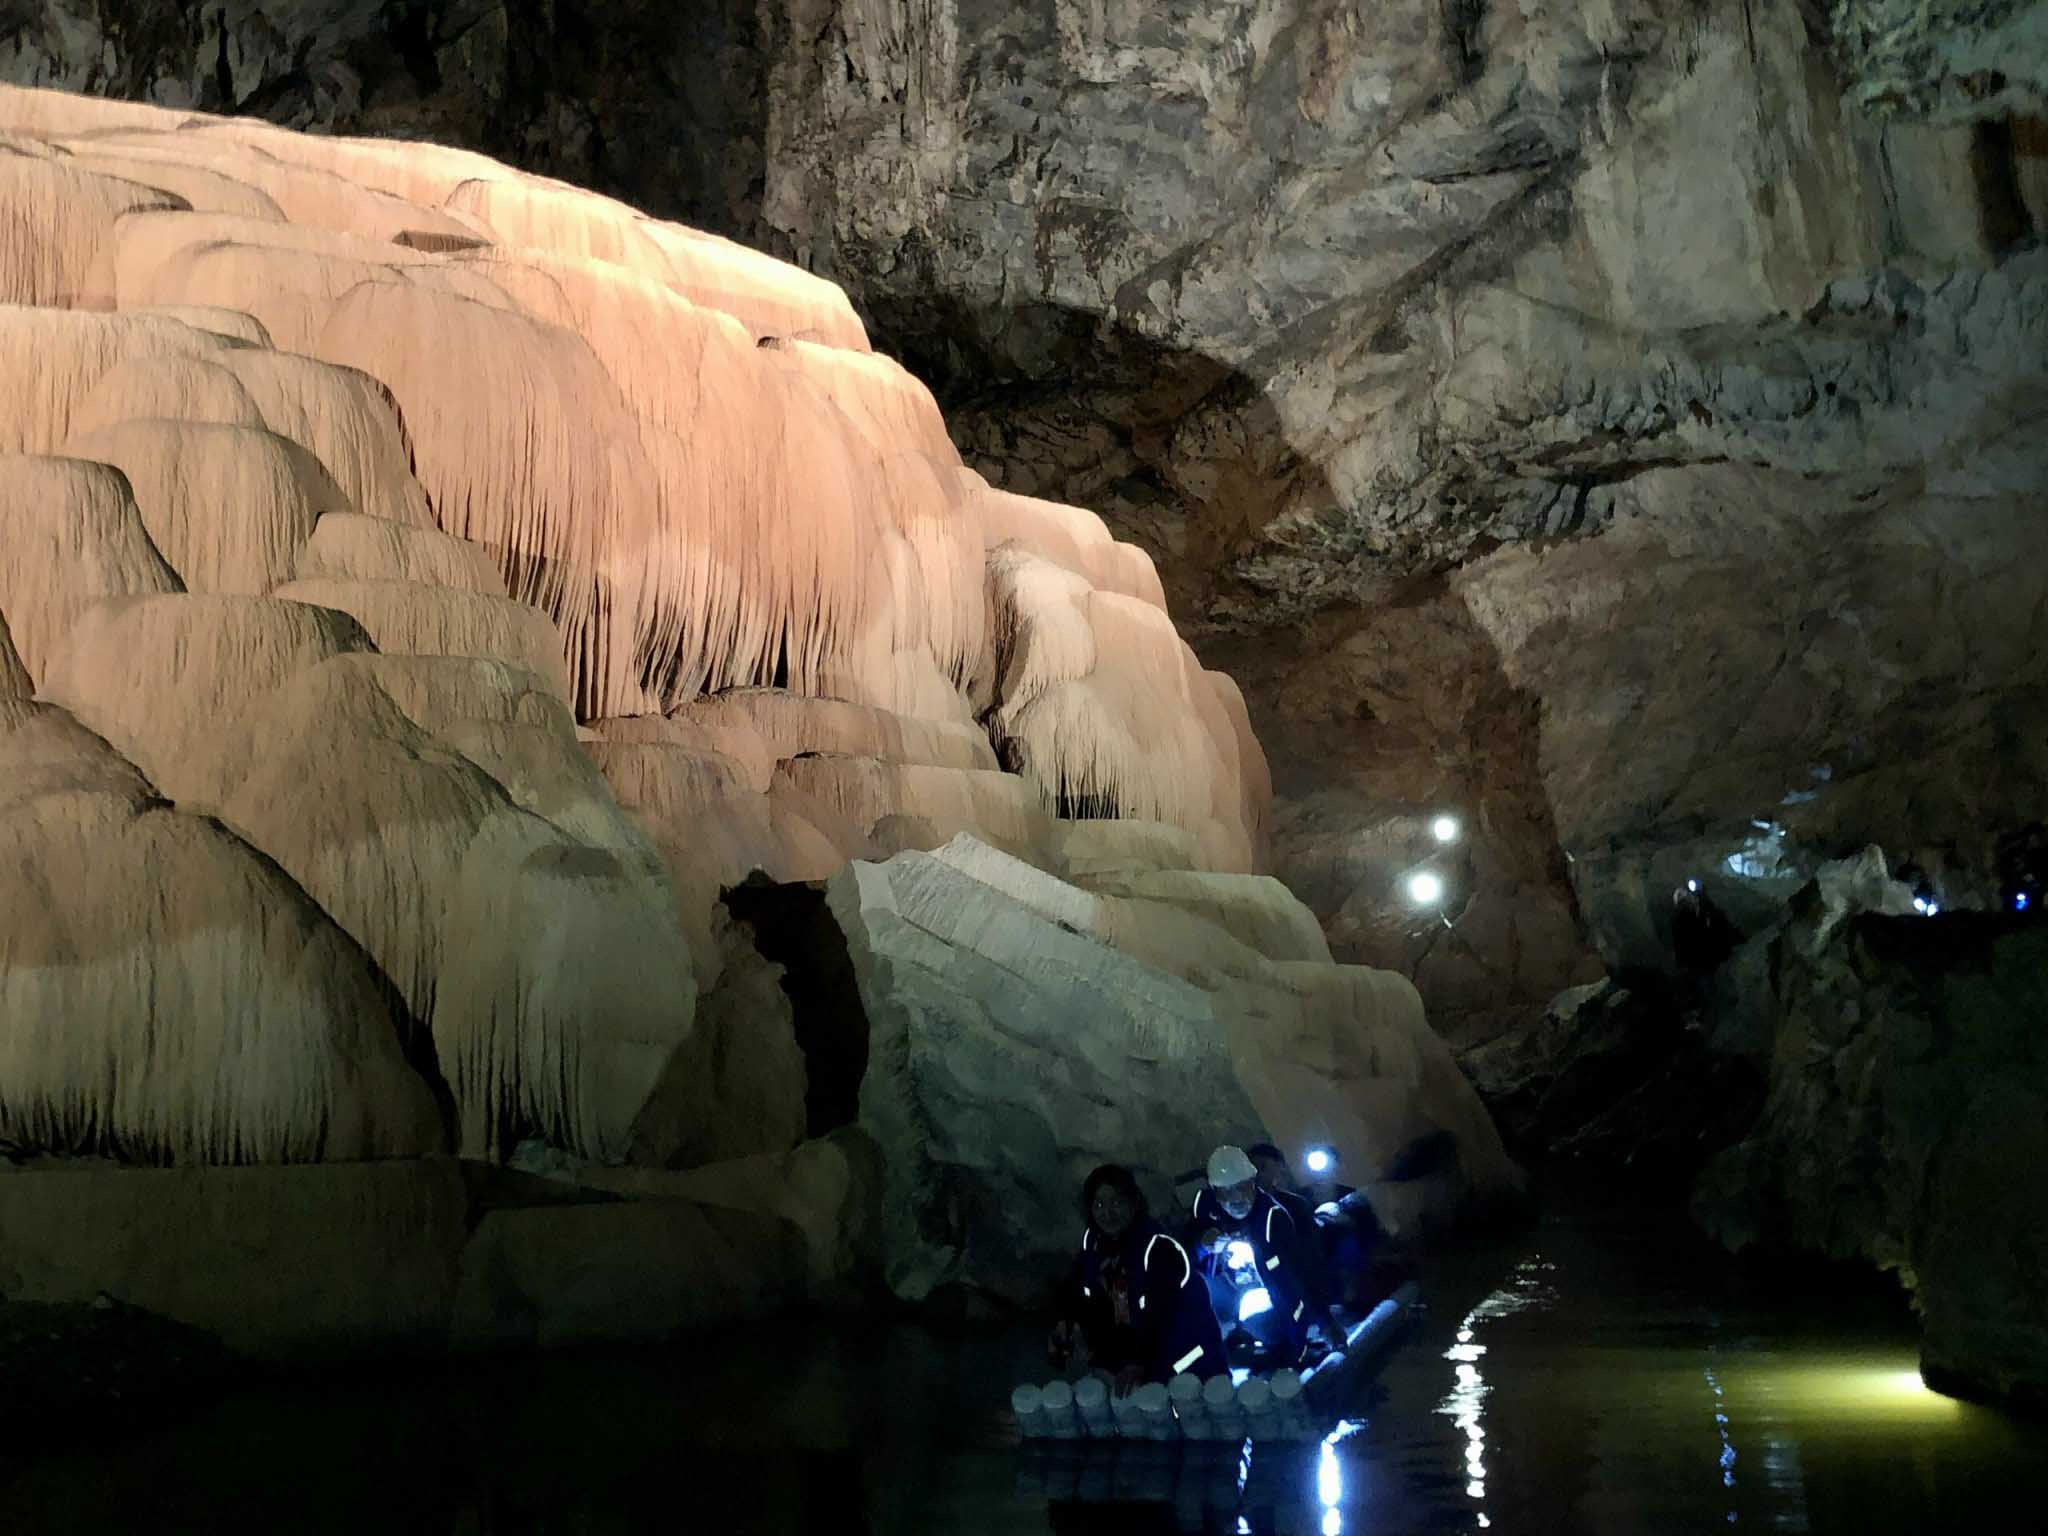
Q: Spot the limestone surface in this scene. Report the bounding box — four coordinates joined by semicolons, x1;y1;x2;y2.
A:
833;835;1519;1303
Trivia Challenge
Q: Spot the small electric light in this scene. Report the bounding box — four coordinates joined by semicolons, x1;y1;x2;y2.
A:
1239;1286;1273;1321
1304;1146;1334;1175
1407;870;1445;906
1913;897;1928;914
1431;814;1461;844
1318;1438;1342;1505
2019;893;2031;912
1686;878;1699;894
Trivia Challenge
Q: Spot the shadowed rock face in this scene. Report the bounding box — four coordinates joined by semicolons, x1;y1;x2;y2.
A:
1694;900;2048;1408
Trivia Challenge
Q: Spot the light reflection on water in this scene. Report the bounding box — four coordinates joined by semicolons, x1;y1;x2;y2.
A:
0;1205;2041;1535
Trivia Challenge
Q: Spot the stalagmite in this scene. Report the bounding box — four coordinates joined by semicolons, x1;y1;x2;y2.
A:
39;594;372;809
0;613;29;697
271;578;576;707
57;147;285;221
214;350;434;526
0;308;236;455
69;353;271;437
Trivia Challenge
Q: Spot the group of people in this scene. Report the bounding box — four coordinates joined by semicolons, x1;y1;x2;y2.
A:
1047;1143;1383;1396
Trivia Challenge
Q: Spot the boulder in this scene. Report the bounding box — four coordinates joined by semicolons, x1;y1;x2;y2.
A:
830;844;1262;1303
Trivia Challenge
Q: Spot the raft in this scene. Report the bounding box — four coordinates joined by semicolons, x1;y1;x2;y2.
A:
1012;1282;1419;1445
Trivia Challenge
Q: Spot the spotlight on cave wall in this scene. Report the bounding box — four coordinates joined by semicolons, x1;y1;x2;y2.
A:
1431;814;1462;844
1407;870;1446;907
1304;1146;1334;1175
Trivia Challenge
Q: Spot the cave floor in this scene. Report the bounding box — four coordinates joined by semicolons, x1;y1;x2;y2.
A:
1;1193;2038;1534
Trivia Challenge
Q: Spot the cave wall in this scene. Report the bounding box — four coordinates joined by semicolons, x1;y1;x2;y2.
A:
13;4;2044;1021
746;0;2048;1016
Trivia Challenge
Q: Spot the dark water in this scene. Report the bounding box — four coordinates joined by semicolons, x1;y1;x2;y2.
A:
3;1199;2041;1533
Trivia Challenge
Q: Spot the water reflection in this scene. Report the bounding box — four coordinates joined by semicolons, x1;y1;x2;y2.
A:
1705;1361;1737;1524
2;1214;2041;1535
1433;1255;1558;1526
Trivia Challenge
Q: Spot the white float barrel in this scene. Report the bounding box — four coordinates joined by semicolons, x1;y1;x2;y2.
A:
1040;1378;1078;1438
1011;1382;1045;1438
1235;1375;1275;1436
1110;1385;1146;1437
1269;1367;1311;1437
1167;1371;1206;1436
1200;1373;1242;1439
1135;1381;1175;1440
1073;1374;1114;1436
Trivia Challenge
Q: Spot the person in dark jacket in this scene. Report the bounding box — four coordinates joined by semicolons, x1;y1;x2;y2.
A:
1248;1142;1388;1310
1245;1142;1339;1306
1049;1164;1227;1394
1187;1145;1339;1366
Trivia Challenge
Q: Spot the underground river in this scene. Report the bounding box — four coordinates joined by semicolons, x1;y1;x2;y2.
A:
3;1190;2038;1534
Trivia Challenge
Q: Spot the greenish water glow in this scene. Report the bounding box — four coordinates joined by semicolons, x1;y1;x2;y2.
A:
1;1199;2038;1533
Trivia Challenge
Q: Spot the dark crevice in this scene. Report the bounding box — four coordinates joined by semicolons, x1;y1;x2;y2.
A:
379;0;444;95
1440;0;1489;89
1970;117;2036;255
721;877;869;1138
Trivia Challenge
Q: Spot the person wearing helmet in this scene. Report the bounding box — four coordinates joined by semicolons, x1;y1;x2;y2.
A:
1188;1144;1340;1365
1048;1163;1228;1394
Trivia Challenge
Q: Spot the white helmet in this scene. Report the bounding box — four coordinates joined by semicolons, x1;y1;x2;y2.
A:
1206;1145;1257;1188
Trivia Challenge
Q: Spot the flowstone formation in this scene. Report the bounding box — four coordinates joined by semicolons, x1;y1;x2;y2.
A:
0;83;1513;1350
10;0;2043;1048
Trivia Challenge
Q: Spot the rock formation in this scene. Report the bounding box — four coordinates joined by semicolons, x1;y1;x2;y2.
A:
7;0;2041;1029
1693;849;2048;1407
833;833;1514;1303
5;0;2043;1400
0;79;1511;1350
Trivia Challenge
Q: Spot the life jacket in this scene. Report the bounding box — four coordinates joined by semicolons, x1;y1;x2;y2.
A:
1076;1218;1226;1380
1190;1185;1313;1335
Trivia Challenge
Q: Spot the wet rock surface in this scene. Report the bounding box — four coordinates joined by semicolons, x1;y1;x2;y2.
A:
1485;850;2048;1409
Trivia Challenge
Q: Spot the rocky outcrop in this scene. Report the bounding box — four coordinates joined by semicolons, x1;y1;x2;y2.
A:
1693;878;2048;1407
0;1156;808;1355
0;84;1529;1371
831;834;1519;1304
